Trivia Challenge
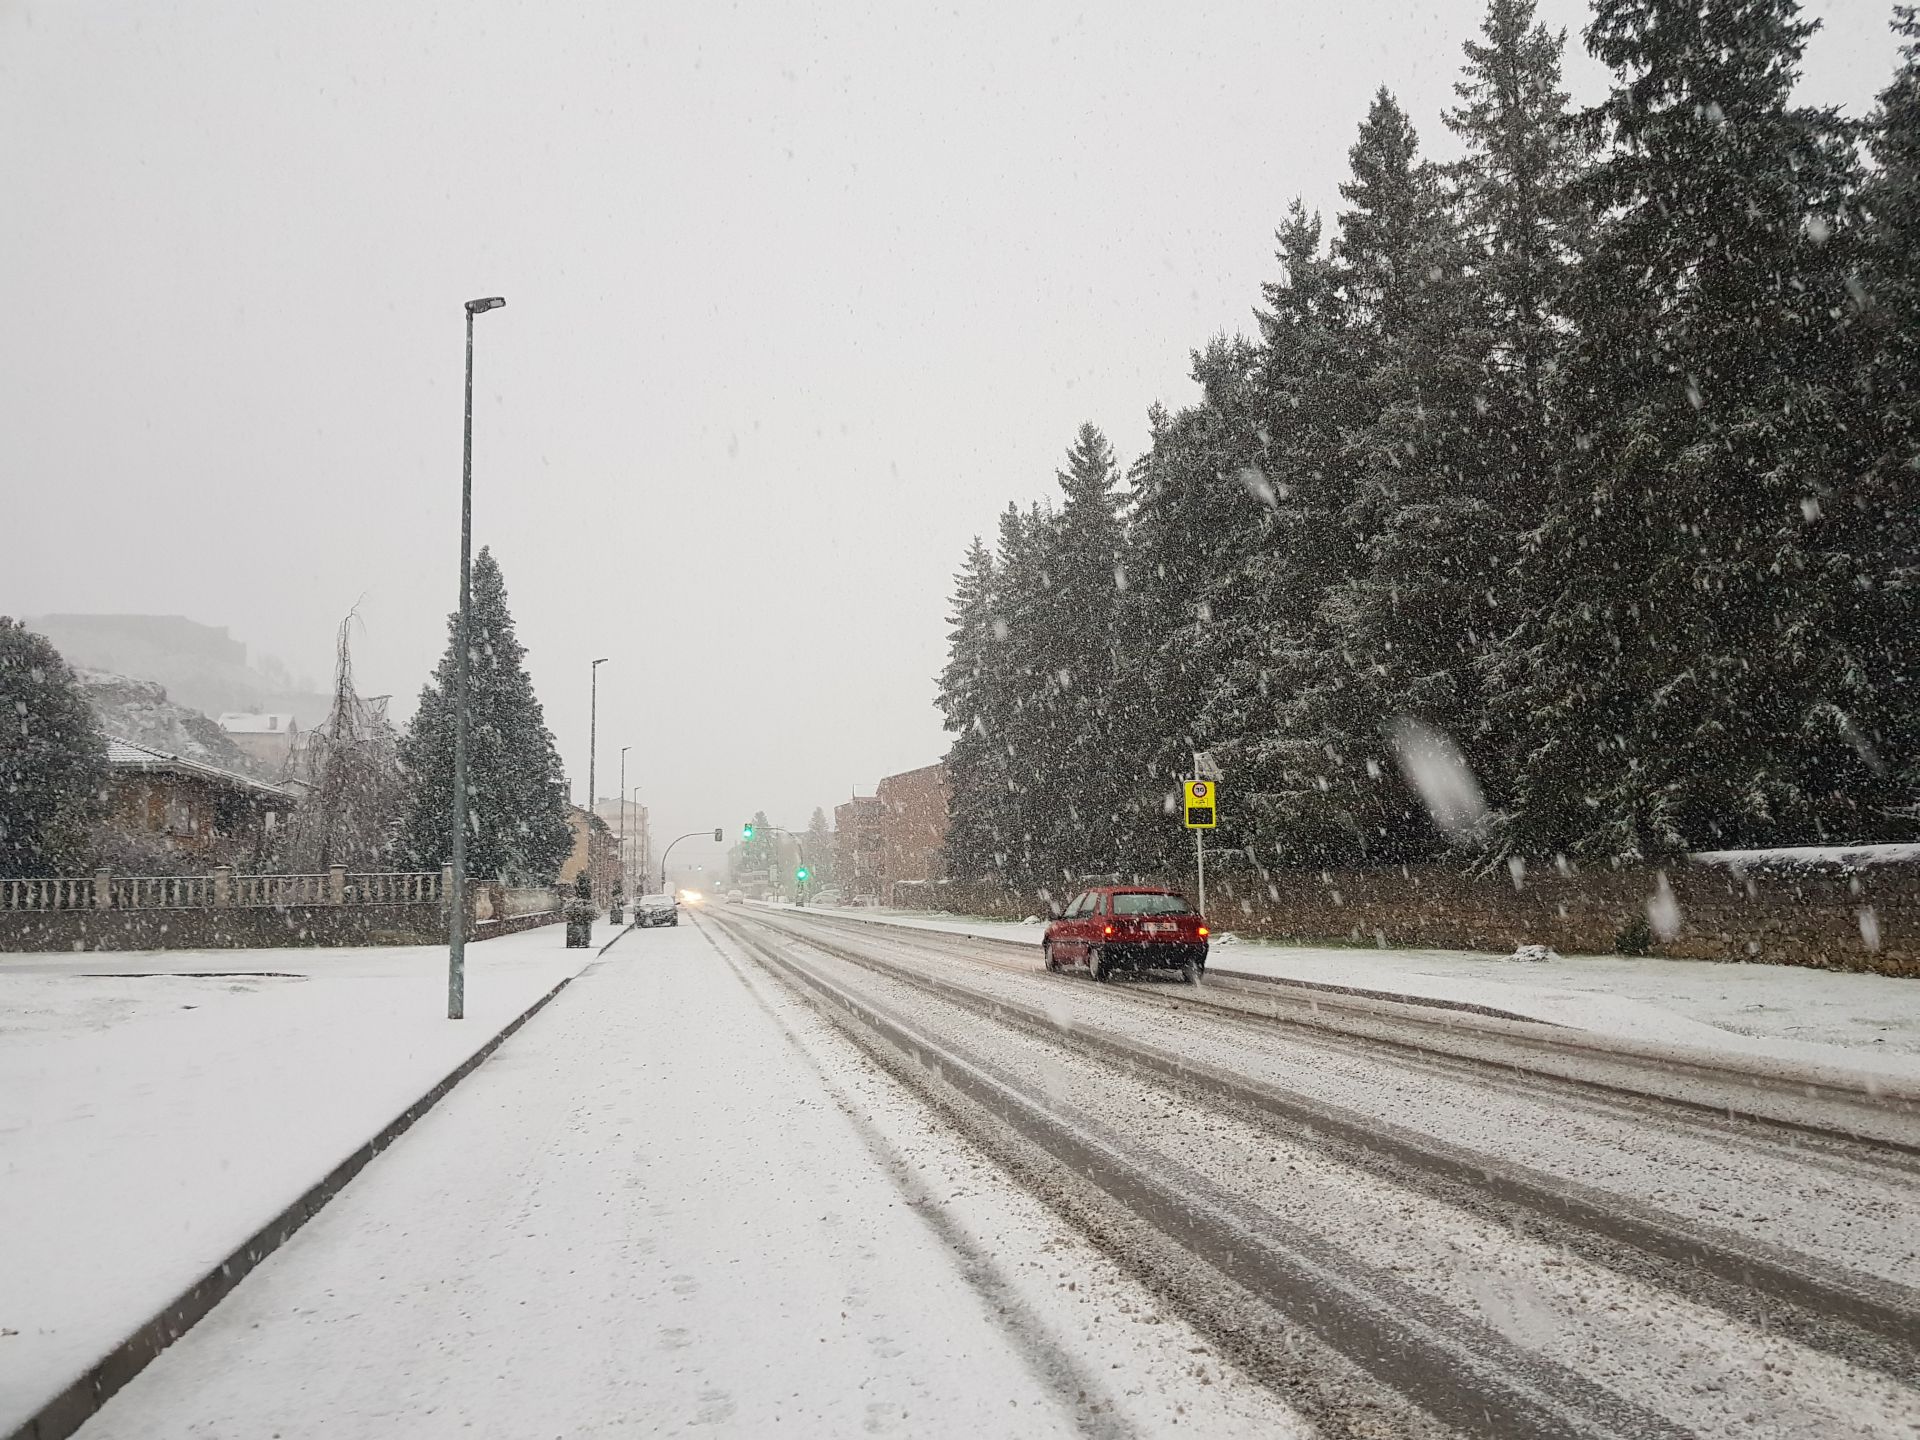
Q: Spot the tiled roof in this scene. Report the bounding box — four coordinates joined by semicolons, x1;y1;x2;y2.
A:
105;737;165;766
104;736;293;800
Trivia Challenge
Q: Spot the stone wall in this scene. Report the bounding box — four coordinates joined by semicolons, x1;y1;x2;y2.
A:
0;904;559;953
900;856;1918;978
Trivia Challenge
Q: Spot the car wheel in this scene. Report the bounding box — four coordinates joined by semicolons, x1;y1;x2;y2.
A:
1089;946;1107;982
1181;956;1201;986
1043;942;1059;973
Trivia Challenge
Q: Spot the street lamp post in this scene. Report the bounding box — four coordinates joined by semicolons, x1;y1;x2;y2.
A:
618;745;631;897
630;785;645;893
588;657;609;904
449;295;505;1022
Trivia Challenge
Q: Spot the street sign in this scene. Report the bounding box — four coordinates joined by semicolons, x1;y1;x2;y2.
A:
1183;779;1217;830
1193;750;1224;781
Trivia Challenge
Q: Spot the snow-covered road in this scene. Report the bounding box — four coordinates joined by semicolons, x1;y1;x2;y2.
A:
788;902;1920;1076
73;918;1299;1439
706;904;1920;1439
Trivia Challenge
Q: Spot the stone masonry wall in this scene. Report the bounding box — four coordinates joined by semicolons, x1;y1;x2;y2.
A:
898;857;1918;978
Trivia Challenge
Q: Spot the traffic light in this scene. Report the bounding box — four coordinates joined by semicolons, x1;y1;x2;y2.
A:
796;866;810;884
712;828;722;842
742;823;755;841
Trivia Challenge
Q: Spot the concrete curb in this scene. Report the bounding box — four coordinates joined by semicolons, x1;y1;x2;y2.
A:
9;965;585;1440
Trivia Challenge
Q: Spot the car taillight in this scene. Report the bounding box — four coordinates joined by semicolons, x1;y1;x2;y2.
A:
1197;926;1209;937
1104;925;1114;936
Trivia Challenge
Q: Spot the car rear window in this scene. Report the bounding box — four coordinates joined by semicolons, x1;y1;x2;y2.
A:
1112;893;1192;916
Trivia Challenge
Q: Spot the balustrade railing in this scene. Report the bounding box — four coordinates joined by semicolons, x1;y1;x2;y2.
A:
230;873;328;908
0;877;93;912
350;871;441;905
0;869;447;912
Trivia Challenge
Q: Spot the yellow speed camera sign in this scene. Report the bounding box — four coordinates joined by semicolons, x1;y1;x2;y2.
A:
1183;780;1217;830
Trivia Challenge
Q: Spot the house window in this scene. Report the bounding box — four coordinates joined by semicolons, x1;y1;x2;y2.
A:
165;795;194;837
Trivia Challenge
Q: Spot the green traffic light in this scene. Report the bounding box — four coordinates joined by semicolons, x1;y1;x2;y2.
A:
796;867;810;883
743;823;755;841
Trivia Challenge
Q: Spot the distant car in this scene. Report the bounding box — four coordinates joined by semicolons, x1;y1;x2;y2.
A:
636;892;679;927
807;888;844;907
1042;886;1209;984
726;889;744;904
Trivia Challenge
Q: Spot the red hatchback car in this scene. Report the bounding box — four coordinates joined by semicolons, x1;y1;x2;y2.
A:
1042;886;1210;984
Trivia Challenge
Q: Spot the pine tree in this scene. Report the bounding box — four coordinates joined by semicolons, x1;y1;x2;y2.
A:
936;536;1002;880
1033;424;1127;879
1845;6;1920;817
1111;394;1249;873
398;549;574;882
1250;93;1495;863
804;805;834;885
1445;0;1593;821
0;619;108;875
1499;0;1884;858
981;501;1054;884
1445;0;1590;420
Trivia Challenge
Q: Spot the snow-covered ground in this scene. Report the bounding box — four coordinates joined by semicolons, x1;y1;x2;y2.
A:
0;924;599;1436
789;903;1920;1077
74;918;1299;1439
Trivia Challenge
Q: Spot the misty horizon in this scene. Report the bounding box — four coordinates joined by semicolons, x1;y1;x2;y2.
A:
4;0;1899;845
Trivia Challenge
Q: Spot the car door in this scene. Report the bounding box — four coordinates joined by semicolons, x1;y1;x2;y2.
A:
1054;890;1090;958
1088;891;1112;955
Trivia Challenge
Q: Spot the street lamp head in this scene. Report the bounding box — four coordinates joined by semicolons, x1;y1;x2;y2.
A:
465;296;507;314
592;657;609;668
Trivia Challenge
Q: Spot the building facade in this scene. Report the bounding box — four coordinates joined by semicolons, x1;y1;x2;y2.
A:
876;762;949;904
834;795;884;902
101;737;294;870
592;795;651;897
558;805;621;904
217;712;301;775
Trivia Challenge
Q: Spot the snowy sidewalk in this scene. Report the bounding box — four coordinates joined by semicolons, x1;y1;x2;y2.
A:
0;924;599;1436
791;903;1920;1079
72;916;1293;1438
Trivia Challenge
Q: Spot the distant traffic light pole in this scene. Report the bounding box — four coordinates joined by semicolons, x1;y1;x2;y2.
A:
448;294;506;1022
658;829;726;892
744;822;813;901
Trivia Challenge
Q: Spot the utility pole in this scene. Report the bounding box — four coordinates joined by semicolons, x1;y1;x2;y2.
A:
448;295;505;1022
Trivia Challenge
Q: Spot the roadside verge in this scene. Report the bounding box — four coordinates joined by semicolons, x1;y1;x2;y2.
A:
4;925;629;1440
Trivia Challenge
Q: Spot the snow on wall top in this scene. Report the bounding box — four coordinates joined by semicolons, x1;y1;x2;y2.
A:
217;713;295;734
1691;843;1920;874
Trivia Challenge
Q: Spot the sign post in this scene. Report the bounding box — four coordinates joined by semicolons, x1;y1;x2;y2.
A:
1183;762;1220;917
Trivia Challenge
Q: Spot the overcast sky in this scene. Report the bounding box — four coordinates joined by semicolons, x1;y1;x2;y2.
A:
2;0;1900;852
